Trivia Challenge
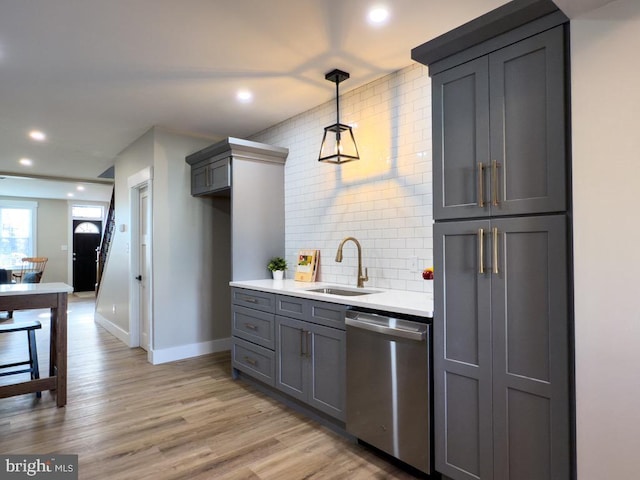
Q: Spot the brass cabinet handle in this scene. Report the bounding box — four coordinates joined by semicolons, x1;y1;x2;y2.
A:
244;323;258;331
477;162;485;208
492;227;499;274
300;329;306;357
491;160;501;207
244;298;258;304
243;356;257;366
478;228;485;274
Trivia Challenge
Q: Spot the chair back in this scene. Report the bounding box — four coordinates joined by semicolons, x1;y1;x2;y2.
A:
0;269;11;284
14;257;48;283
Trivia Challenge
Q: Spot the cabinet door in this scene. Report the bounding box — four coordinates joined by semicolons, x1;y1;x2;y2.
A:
191;163;210;196
208;157;231;191
308;323;346;420
490;215;569;480
191;157;231;196
275;316;307;403
488;27;566;216
432;57;490;220
434;220;493;480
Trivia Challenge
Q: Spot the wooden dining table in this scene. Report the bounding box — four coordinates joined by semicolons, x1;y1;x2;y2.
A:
0;282;73;407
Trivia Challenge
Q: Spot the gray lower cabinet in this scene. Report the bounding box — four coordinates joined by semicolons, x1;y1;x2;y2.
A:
275;315;346;421
231;288;346;422
231;289;276;386
433;215;570;480
431;26;566;221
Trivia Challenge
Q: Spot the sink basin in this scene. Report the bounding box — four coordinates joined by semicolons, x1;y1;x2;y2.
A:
307;286;377;297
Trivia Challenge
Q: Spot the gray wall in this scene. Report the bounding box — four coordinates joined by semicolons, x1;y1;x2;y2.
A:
95;127;225;357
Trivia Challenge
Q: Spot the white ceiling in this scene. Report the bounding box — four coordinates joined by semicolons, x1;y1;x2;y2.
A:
0;0;613;202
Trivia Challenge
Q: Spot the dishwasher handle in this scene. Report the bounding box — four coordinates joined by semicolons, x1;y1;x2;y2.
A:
346;316;427;341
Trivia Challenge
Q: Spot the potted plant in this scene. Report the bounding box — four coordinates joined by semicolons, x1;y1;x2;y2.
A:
267;257;288;280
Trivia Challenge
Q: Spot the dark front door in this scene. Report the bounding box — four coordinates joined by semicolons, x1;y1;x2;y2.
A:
73;220;102;292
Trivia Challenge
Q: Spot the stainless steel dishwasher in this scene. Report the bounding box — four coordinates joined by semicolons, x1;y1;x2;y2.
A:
345;309;432;474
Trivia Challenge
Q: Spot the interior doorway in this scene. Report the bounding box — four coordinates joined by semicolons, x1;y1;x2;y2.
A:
137;186;150;351
73;219;102;292
128;166;153;358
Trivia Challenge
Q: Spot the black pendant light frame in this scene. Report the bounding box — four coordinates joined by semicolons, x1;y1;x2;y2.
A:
318;69;360;164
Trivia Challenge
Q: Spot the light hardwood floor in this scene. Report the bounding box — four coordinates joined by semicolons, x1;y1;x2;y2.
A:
0;297;421;479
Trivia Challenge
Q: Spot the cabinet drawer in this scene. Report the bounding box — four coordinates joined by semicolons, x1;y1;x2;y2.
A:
276;295;310;321
232;305;275;349
232;337;275;386
310;301;347;330
232;288;275;313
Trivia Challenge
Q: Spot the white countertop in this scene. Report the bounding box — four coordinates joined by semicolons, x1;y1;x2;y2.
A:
0;282;74;296
229;279;433;318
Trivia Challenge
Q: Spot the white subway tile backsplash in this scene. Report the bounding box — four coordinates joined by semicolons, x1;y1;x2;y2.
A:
252;63;432;293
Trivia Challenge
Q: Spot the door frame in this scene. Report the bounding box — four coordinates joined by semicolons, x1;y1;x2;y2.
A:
71;219;102;292
128;167;154;359
66;201;109;287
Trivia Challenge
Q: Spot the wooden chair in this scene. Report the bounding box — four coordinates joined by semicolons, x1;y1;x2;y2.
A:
1;269;14;319
0;319;42;398
12;257;48;284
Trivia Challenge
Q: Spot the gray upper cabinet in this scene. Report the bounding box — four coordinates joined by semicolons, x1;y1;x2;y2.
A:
434;215;569;480
432;26;566;221
190;157;230;196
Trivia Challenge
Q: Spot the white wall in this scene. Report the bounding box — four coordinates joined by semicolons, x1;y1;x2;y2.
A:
252;63;434;293
571;0;640;478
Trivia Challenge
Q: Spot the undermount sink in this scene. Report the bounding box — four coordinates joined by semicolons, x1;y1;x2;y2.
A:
307;286;378;297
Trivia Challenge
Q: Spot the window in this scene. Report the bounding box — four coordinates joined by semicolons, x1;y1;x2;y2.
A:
74;222;100;234
0;200;37;267
71;205;103;220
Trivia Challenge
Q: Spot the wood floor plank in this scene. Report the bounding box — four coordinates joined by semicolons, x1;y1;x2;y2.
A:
0;296;422;479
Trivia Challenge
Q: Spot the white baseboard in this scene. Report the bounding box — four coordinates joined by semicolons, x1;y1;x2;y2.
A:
149;337;231;365
94;312;130;345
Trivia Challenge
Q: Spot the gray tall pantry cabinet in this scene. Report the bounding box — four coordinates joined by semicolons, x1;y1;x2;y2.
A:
412;2;572;480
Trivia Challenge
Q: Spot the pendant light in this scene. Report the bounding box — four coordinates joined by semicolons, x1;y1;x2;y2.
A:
318;69;360;164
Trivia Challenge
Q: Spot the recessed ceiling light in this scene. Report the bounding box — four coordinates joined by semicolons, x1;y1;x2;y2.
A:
29;130;47;141
236;90;253;103
77;185;85;191
368;6;390;25
67;193;74;197
19;158;33;166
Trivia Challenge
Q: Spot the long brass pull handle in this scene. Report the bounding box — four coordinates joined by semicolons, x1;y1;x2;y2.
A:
477;162;485;208
491;160;501;207
492;227;499;274
243;356;257;366
244;323;258;331
300;329;306;357
244;298;258;304
478;228;485;274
